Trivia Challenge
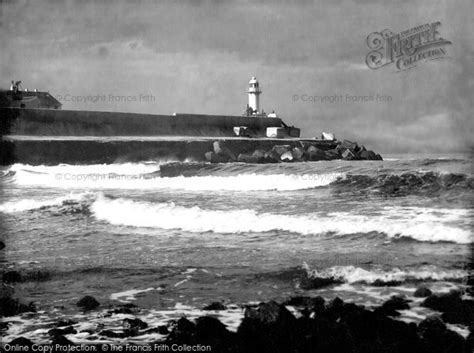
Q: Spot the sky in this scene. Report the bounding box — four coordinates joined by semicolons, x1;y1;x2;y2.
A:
1;0;473;153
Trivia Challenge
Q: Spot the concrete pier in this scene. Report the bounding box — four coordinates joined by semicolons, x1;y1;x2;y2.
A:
0;108;334;165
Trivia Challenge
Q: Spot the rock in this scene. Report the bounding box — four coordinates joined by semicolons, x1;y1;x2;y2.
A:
371;279;403;286
414;286;432;298
307;146;327;161
291;147;305;161
48;326;77;337
0;296;35;316
324;150;340;160
213;141;236;162
167;317;196;342
271;145;291;156
251;149;267;163
341;149;356;160
341;139;357;150
280;151;294;162
355;145;366;153
0;321;9;331
376;295;410;316
422;289;474;326
76;295;100;310
418;315;446;334
0;241;5;249
419;315;469;353
321;132;335;140
243;301;295;326
51;335;74;346
203;302;226;311
300;276;343;290
157;325;169;335
237;153;260;163
123;318;148;330
282;296;325;311
9;336;34;346
2;271;22;283
374;153;383;161
195;316;230;339
205;151;228;163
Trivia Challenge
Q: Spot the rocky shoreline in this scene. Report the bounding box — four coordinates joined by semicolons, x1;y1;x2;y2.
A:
205;139;383;164
2;285;473;352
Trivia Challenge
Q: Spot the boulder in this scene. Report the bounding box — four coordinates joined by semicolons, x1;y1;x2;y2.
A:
203;302;226;311
123;318;148;330
213;141;236;161
9;337;34;347
51;335;74;346
237;153;260;163
307;146;327;161
374;153;383;161
76;295;100;310
321;132;335;140
324;150;340;160
280;151;294;162
414;286;432;298
360;150;378;160
0;296;35;316
341;140;358;150
195;316;230;340
270;145;291;157
418;315;446;334
251;149;267;163
341;149;356;160
0;241;5;249
167;317;196;342
355;145;366;153
205;151;228;163
291;147;305;161
376;295;410;316
243;301;295;326
418;315;468;353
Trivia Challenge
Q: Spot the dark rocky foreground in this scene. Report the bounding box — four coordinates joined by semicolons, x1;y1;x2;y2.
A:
2;289;473;353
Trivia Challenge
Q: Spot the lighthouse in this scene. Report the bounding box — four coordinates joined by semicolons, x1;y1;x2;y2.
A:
248;76;261;114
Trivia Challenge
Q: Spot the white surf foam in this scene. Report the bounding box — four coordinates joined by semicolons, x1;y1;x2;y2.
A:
90;197;472;244
0;192;93;213
304;264;468;284
10;163;342;191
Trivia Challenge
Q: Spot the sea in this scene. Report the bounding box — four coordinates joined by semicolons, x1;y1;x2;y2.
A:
0;153;473;343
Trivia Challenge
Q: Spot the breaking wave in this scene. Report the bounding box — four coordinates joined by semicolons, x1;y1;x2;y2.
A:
88;196;471;244
9;164;342;191
303;264;468;286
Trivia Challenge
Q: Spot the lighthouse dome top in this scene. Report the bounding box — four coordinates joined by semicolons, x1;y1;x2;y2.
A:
249;76;258;84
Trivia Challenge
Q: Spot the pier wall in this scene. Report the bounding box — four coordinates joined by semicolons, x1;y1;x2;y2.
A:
0;108;332;166
0;108;282;136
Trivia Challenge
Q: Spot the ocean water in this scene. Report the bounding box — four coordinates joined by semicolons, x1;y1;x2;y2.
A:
0;153;473;343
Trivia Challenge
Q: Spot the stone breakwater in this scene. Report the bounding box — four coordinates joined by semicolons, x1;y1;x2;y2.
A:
205;139;383;164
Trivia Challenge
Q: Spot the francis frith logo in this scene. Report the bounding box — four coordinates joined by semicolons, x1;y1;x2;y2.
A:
365;22;451;71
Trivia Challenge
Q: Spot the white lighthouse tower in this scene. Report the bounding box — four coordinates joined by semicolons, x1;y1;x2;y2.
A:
248;76;261;115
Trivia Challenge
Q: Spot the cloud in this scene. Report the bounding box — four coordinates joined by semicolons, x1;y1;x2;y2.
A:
0;0;472;152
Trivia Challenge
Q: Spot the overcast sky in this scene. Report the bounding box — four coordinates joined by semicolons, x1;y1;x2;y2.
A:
1;0;472;153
